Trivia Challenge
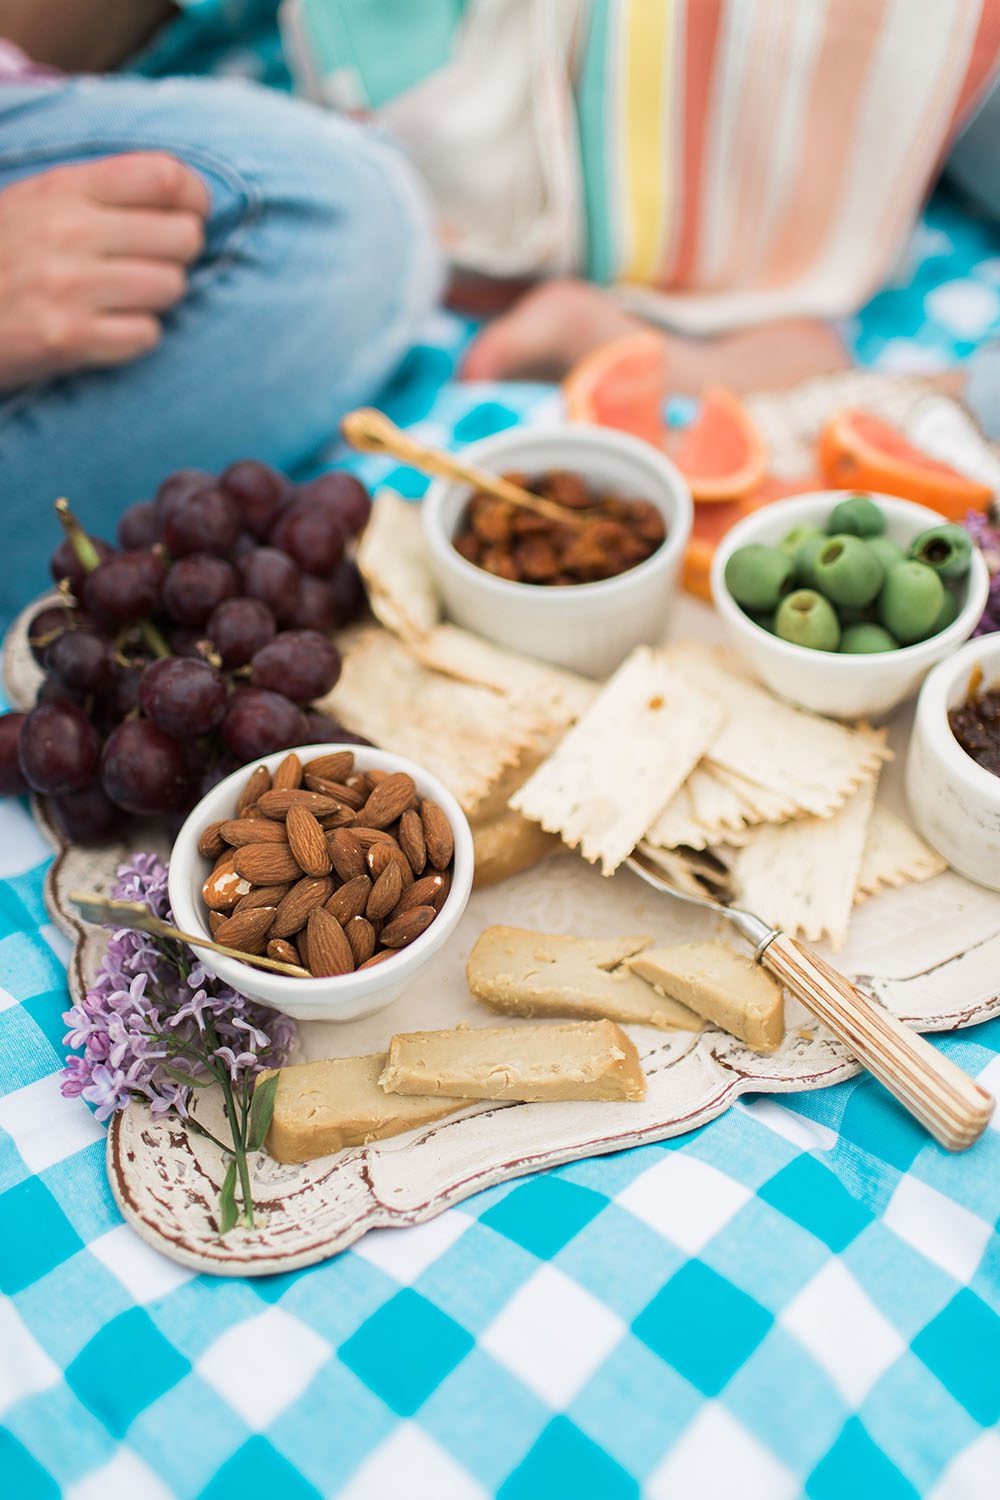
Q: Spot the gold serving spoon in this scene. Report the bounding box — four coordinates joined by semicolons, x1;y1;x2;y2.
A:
68;893;311;978
341;407;594;528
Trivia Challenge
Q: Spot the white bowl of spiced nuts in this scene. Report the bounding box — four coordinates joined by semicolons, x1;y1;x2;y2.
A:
422;424;692;677
168;744;474;1022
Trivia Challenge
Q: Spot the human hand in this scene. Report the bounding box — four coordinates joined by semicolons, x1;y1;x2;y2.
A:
0;152;209;391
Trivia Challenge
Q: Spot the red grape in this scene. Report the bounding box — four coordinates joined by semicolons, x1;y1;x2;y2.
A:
300;710;370;746
100;662;144;723
117;501;160;549
83;550;165;627
154;468;213;526
163;487;240;558
35;676;75;707
19;701;102;794
50;534;112;593
221;689;307;762
103;719;193;814
28;604;80;665
236;546;300;620
298;472;371;536
251;630;341;701
285;575;337;633
47;629;114;695
269;499;345;575
0;714;28;795
49;783;122;843
220;459;294;539
329;558;365;625
163;554;238;626
207;597;276;668
139;657;228;737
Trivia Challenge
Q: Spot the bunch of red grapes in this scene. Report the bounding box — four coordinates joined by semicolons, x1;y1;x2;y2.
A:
0;460;372;843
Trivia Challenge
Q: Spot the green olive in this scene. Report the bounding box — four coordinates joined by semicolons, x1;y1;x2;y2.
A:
828;494;885;537
865;536;906;575
878;560;945;644
780;524;824;557
812;534;884;607
774;590;841;651
724;544;794;611
794;531;828;588
840;623;898;654
908;524;973;581
929;585;960;635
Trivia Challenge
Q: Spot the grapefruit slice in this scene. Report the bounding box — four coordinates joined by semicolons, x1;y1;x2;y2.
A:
818;410;993;519
682;473;817;600
562;331;669;448
670;387;768;502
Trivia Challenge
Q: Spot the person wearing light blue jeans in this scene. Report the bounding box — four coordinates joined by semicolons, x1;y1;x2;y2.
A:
0;71;441;625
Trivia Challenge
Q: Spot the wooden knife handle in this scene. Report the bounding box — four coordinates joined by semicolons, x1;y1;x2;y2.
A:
760;933;994;1152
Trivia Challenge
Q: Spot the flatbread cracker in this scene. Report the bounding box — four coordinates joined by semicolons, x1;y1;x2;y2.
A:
648;763;764;849
855;803;948;902
356;490;439;639
730;773;878;949
409;624;597;732
511;647;726;874
323;628;541;810
666;642;891;817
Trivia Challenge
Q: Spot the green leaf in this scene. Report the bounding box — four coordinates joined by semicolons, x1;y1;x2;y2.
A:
160;1062;212;1088
247;1073;278;1152
219;1158;238;1235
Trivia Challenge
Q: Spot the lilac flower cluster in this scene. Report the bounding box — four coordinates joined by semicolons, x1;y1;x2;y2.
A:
62;853;296;1123
965;510;1000;638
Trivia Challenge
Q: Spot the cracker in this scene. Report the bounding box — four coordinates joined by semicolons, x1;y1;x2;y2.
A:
731;773;878;949
409;624;597;732
323;628;540;810
356;490;439;639
667;642;891;817
648;764;763;850
511;647;726;874
855;803;948;902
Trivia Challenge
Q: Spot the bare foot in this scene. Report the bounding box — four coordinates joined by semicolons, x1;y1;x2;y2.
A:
461;277;852;391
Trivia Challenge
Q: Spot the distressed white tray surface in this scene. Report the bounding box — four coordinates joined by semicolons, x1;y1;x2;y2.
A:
6;371;1000;1276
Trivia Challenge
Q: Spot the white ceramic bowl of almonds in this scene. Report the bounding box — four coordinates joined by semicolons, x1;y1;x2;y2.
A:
168;745;474;1022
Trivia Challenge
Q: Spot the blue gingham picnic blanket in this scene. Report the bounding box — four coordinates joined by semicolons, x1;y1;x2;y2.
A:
3;191;1000;1500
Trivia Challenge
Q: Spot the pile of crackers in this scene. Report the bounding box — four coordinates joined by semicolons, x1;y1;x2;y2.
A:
322;493;946;950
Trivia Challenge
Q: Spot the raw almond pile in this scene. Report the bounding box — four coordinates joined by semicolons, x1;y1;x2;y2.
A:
198;750;455;977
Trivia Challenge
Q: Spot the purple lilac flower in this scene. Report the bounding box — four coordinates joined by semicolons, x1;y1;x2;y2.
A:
965;510;1000;638
62;853;296;1123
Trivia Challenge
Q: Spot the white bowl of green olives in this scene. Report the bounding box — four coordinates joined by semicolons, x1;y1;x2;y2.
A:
711;492;990;719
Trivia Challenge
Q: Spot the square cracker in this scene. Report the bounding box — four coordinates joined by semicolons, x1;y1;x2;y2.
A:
855;803;948;902
510;646;726;874
356;490;439;639
409;624;597;733
647;763;764;850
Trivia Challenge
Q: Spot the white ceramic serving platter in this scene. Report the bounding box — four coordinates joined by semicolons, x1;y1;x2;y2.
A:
6;370;1000;1276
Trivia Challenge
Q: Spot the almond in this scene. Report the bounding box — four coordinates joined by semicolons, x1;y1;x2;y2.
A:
380;905;436;948
202;852;252;911
328;828;366;882
267;938;301;966
286;804;332;877
351;826;397;850
213;906;275;955
346;772;373;798
357;772;417;830
366;768;390;785
237;763;270;813
198;819;227;860
367;842;413;889
366;860;403;920
317;807;356;830
272;751;303;791
234;883;292;914
398;809;426;876
306;907;355;976
421;799;454;870
393;873;447;917
270;876;334;937
325;874;371;925
209;911;225;936
359;949;395;970
257;788;345;820
344;916;376;966
296;925;310;970
306;750;355;783
220;818;288;847
233;843;304;885
303;773;365;809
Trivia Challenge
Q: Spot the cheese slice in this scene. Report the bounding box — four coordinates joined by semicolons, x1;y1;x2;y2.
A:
380;1020;646;1103
472;812;560;889
260;1054;465;1164
628;941;784;1053
467;926;700;1031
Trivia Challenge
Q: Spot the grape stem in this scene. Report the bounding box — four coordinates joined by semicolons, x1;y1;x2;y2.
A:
54;497;170;659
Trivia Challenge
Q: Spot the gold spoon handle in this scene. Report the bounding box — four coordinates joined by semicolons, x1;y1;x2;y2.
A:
68;893;311;978
340;407;589;528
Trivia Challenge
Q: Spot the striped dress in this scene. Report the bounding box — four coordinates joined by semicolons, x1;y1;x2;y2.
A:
284;0;1000;330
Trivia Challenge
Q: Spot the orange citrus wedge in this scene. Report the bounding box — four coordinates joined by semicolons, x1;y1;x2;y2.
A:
562;331;669;448
683;473;817;600
818;410;993;519
670;386;768;502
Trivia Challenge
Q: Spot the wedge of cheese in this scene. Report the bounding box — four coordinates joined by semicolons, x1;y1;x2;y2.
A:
260;1054;465;1164
472;812;560;889
467;926;700;1031
380;1020;646;1103
628;941;784;1054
